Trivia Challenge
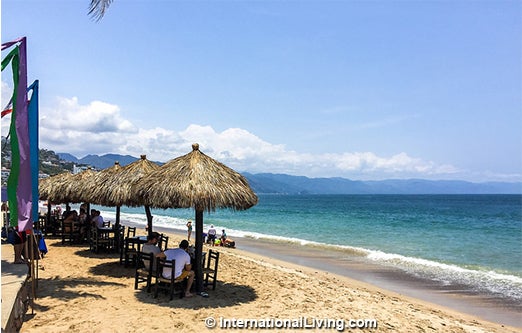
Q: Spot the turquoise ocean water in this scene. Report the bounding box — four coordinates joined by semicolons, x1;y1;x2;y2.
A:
95;194;522;302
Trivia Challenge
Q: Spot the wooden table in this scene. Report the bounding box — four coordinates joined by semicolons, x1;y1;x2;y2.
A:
126;235;148;252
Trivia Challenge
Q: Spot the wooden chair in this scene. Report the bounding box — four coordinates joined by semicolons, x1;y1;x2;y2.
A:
120;226;137;265
153;257;184;300
61;220;81;245
203;249;220;290
115;225;125;254
135;252;154;292
93;227;111;253
102;221;111;228
127;226;136;238
158;233;169;251
89;226;96;252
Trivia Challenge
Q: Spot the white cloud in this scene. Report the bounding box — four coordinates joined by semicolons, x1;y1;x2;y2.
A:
36;97;137;157
41;97;135;133
2;91;518;181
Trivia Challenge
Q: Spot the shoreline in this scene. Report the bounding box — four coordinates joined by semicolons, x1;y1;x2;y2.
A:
19;223;522;332
143;221;522;328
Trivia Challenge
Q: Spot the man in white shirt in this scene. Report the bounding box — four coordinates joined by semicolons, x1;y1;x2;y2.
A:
158;240;194;297
141;232;161;270
207;225;217;246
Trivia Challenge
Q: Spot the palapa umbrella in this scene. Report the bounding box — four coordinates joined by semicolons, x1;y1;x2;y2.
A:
39;171;73;224
89;155;160;233
56;167;97;204
38;168;96;232
137;143;258;293
38;172;72;203
82;161;123;227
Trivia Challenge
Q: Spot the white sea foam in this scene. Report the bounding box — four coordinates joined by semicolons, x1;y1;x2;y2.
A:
366;250;522;300
99;207;522;301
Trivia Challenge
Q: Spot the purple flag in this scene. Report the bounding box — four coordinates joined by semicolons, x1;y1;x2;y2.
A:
2;37;32;231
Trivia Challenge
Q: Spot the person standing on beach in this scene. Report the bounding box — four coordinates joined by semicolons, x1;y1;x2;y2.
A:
13;227;27;264
220;229;227;245
207;225;217;246
186;220;192;242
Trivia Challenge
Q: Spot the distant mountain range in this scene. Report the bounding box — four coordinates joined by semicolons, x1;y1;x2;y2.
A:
57;153;156;169
58;153;522;195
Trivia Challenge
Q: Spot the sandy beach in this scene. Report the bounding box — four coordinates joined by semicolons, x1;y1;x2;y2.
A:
16;229;521;333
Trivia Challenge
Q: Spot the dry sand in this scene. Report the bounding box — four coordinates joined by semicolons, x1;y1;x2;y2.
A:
18;231;521;333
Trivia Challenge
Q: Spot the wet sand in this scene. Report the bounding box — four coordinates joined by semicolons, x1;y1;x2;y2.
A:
153;223;522;328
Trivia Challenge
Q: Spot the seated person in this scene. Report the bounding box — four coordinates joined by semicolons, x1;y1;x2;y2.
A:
157;240;194;298
63;210;78;222
223;238;236;248
220;229;227;245
92;210;105;229
141;232;161;270
63;210;79;232
78;208;89;239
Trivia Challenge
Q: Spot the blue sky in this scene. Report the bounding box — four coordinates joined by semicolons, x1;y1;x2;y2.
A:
1;1;521;182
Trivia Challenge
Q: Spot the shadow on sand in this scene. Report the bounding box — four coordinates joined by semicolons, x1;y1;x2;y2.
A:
134;281;258;310
30;276;127;313
88;260;258;309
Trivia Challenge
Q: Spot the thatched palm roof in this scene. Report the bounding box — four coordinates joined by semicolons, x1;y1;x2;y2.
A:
104;155;160;207
59;168;97;203
38;168;96;204
137;143;258;211
83;161;123;206
38;171;73;203
137;143;257;293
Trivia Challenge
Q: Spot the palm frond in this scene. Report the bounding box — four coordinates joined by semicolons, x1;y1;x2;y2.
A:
88;0;113;21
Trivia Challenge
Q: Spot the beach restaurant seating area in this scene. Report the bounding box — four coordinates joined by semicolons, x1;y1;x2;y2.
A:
36;211;221;298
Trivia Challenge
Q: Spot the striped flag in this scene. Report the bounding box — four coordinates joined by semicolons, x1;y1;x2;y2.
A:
1;98;13;117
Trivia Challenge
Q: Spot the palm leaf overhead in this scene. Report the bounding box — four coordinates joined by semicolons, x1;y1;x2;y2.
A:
88;0;113;21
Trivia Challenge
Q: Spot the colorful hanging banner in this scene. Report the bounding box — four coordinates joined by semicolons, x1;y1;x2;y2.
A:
1;37;33;231
28;80;39;222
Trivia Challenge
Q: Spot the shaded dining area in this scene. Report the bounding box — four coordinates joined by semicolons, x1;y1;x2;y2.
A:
37;144;258;298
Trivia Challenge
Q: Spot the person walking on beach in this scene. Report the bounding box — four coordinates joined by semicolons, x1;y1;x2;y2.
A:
186;220;193;242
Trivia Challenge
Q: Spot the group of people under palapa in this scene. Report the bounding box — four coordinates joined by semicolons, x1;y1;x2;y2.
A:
142;232;196;298
62;204;106;240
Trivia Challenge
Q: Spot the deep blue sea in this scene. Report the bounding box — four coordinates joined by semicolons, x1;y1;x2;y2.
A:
95;194;522;302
